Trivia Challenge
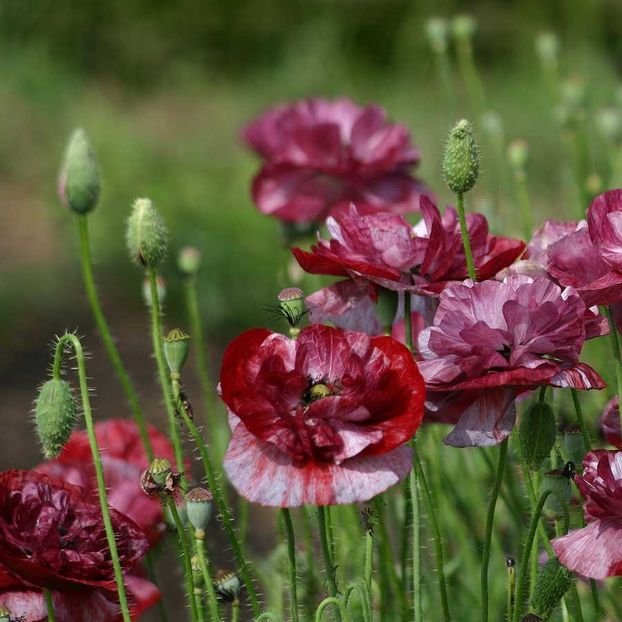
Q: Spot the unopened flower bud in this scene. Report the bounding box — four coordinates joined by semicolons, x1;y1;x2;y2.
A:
178;246;202;276
508;140;529;171
443;119;480;195
451;14;476;41
127;198;168;268
59;128;100;214
519;402;557;471
187;487;214;535
535;31;559;73
530;557;572;619
164;329;190;375
425;18;449;54
143;275;166;307
34;378;77;459
542;464;573;515
214;570;241;602
278;288;306;333
375;288;399;332
563;425;587;465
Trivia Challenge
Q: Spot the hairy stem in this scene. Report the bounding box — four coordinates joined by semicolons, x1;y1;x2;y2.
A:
282;509;300;622
45;589;56;622
456;192;477;281
194;532;222;622
317;507;341;621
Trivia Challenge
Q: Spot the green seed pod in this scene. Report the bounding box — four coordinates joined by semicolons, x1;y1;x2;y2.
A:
519;402;557;471
164;329;191;375
59;128;100;214
542;465;573;516
126;198;168;268
149;457;172;485
376;288;399;333
214;570;241;602
187;487;214;534
442;119;480;195
451;14;476;41
34;378;77;459
178;246;202;276
563;425;587;465
278;287;306;329
425;17;449;54
530;557;572;619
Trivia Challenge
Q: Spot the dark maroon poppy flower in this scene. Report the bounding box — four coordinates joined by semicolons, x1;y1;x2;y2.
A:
243;98;428;223
0;470;147;592
293;200;524;295
552;450;622;579
219;324;424;506
418;276;605;446
36;420;176;545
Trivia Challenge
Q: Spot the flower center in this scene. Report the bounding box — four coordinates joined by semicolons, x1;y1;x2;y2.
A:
306;382;332;403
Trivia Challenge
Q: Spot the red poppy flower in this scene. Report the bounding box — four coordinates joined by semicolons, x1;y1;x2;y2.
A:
243;98;428;223
219;324;424;506
552;450;622;579
36;420;176;545
0;470;148;592
601;396;622;449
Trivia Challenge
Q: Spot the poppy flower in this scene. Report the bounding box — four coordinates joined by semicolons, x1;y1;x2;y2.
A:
219;324;424;506
243;97;428;223
418;276;605;447
293;199;524;295
0;470;148;592
601;396;622;449
552;450;622;579
36;419;177;545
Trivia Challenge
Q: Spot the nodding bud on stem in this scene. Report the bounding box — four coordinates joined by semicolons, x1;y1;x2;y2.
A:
375;288;399;333
59;128;101;214
178;246;202;276
519;402;557;471
126;198;168;268
442;119;480;195
529;557;572;619
214;570;241;602
34;378;77;459
425;18;449;54
164;329;191;375
187;487;214;534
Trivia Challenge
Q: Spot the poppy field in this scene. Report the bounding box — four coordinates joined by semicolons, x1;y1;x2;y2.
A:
5;4;622;622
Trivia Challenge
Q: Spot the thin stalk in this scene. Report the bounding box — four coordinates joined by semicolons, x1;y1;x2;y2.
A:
147;268;185;475
145;551;170;622
456;192;477;281
77;215;153;460
432;46;456;120
303;508;320;622
281;509;300;622
481;439;508;622
231;600;240;622
194;533;222;622
410;453;423;622
344;583;372;622
455;36;486;118
317;506;341;621
512;490;552;622
605;306;622;432
315;598;351;622
364;530;373;594
568;583;585;622
523;469;555;557
570;389;592;450
168;499;200;621
45;589;56;622
506;562;515;622
512;170;533;241
53;334;132;622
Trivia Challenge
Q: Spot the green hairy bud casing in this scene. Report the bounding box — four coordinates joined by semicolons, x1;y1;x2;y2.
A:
34;378;77;459
442;119;480;195
59;128;101;214
126;198;168;268
519;401;557;471
530;557;572;619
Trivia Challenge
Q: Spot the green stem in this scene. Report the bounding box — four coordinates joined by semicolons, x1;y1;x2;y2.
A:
364;530;373;597
605;306;622;433
195;533;222;622
231;600;240;622
456;192;477;281
344;583;372;622
506;562;515;622
317;506;341;620
512;490;552;622
570;389;592;450
456;37;486;118
568;583;585;622
147;268;185;476
145;551;170;622
281;509;300;622
432;46;456;120
77;215;153;460
481;439;508;622
52;334;132;622
409;456;423;622
513;170;533;241
314;598;351;622
45;589;56;622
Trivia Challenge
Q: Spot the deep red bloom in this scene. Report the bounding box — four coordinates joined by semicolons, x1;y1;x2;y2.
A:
553;450;622;579
36;420;176;544
219;324;424;506
244;98;427;223
293;200;524;295
601;396;622;449
418;276;605;446
0;470;147;592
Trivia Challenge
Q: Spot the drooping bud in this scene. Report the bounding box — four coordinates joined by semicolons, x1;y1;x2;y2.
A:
451;14;476;41
519;402;557;471
178;246;202;276
542;464;573;515
164;329;191;376
529;557;572;619
34;378;77;459
126;198;168;268
375;288;399;333
508;140;529;172
562;425;587;465
187;487;214;535
59;128;100;214
442;119;480;195
142;275;166;307
425;18;449;54
214;570;242;602
278;288;306;335
535;31;559;73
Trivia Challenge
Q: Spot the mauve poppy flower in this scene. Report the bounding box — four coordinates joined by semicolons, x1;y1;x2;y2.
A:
601;396;622;449
418;276;605;447
293;200;524;295
587;189;622;272
0;470;148;592
36;420;176;545
552;450;622;579
243;97;428;223
219;324;424;506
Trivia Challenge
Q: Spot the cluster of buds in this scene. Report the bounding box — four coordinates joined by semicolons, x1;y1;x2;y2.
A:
140;458;182;498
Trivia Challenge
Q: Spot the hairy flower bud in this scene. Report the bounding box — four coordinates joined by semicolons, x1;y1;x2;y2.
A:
442;119;480;195
451;14;476;41
214;570;241;602
34;378;77;459
530;557;572;618
178;246;202;276
187;487;214;534
59;128;100;214
563;425;587;465
425;17;449;54
542;464;573;515
519;402;557;471
126;198;168;268
164;329;191;376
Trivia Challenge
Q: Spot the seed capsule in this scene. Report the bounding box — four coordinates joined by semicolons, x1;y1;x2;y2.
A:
164;329;191;375
187;487;214;534
214;570;241;602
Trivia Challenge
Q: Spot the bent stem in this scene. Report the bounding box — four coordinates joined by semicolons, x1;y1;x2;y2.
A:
52;333;132;622
456;192;477;281
315;597;351;622
77;214;153;460
44;589;56;622
281;508;300;622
